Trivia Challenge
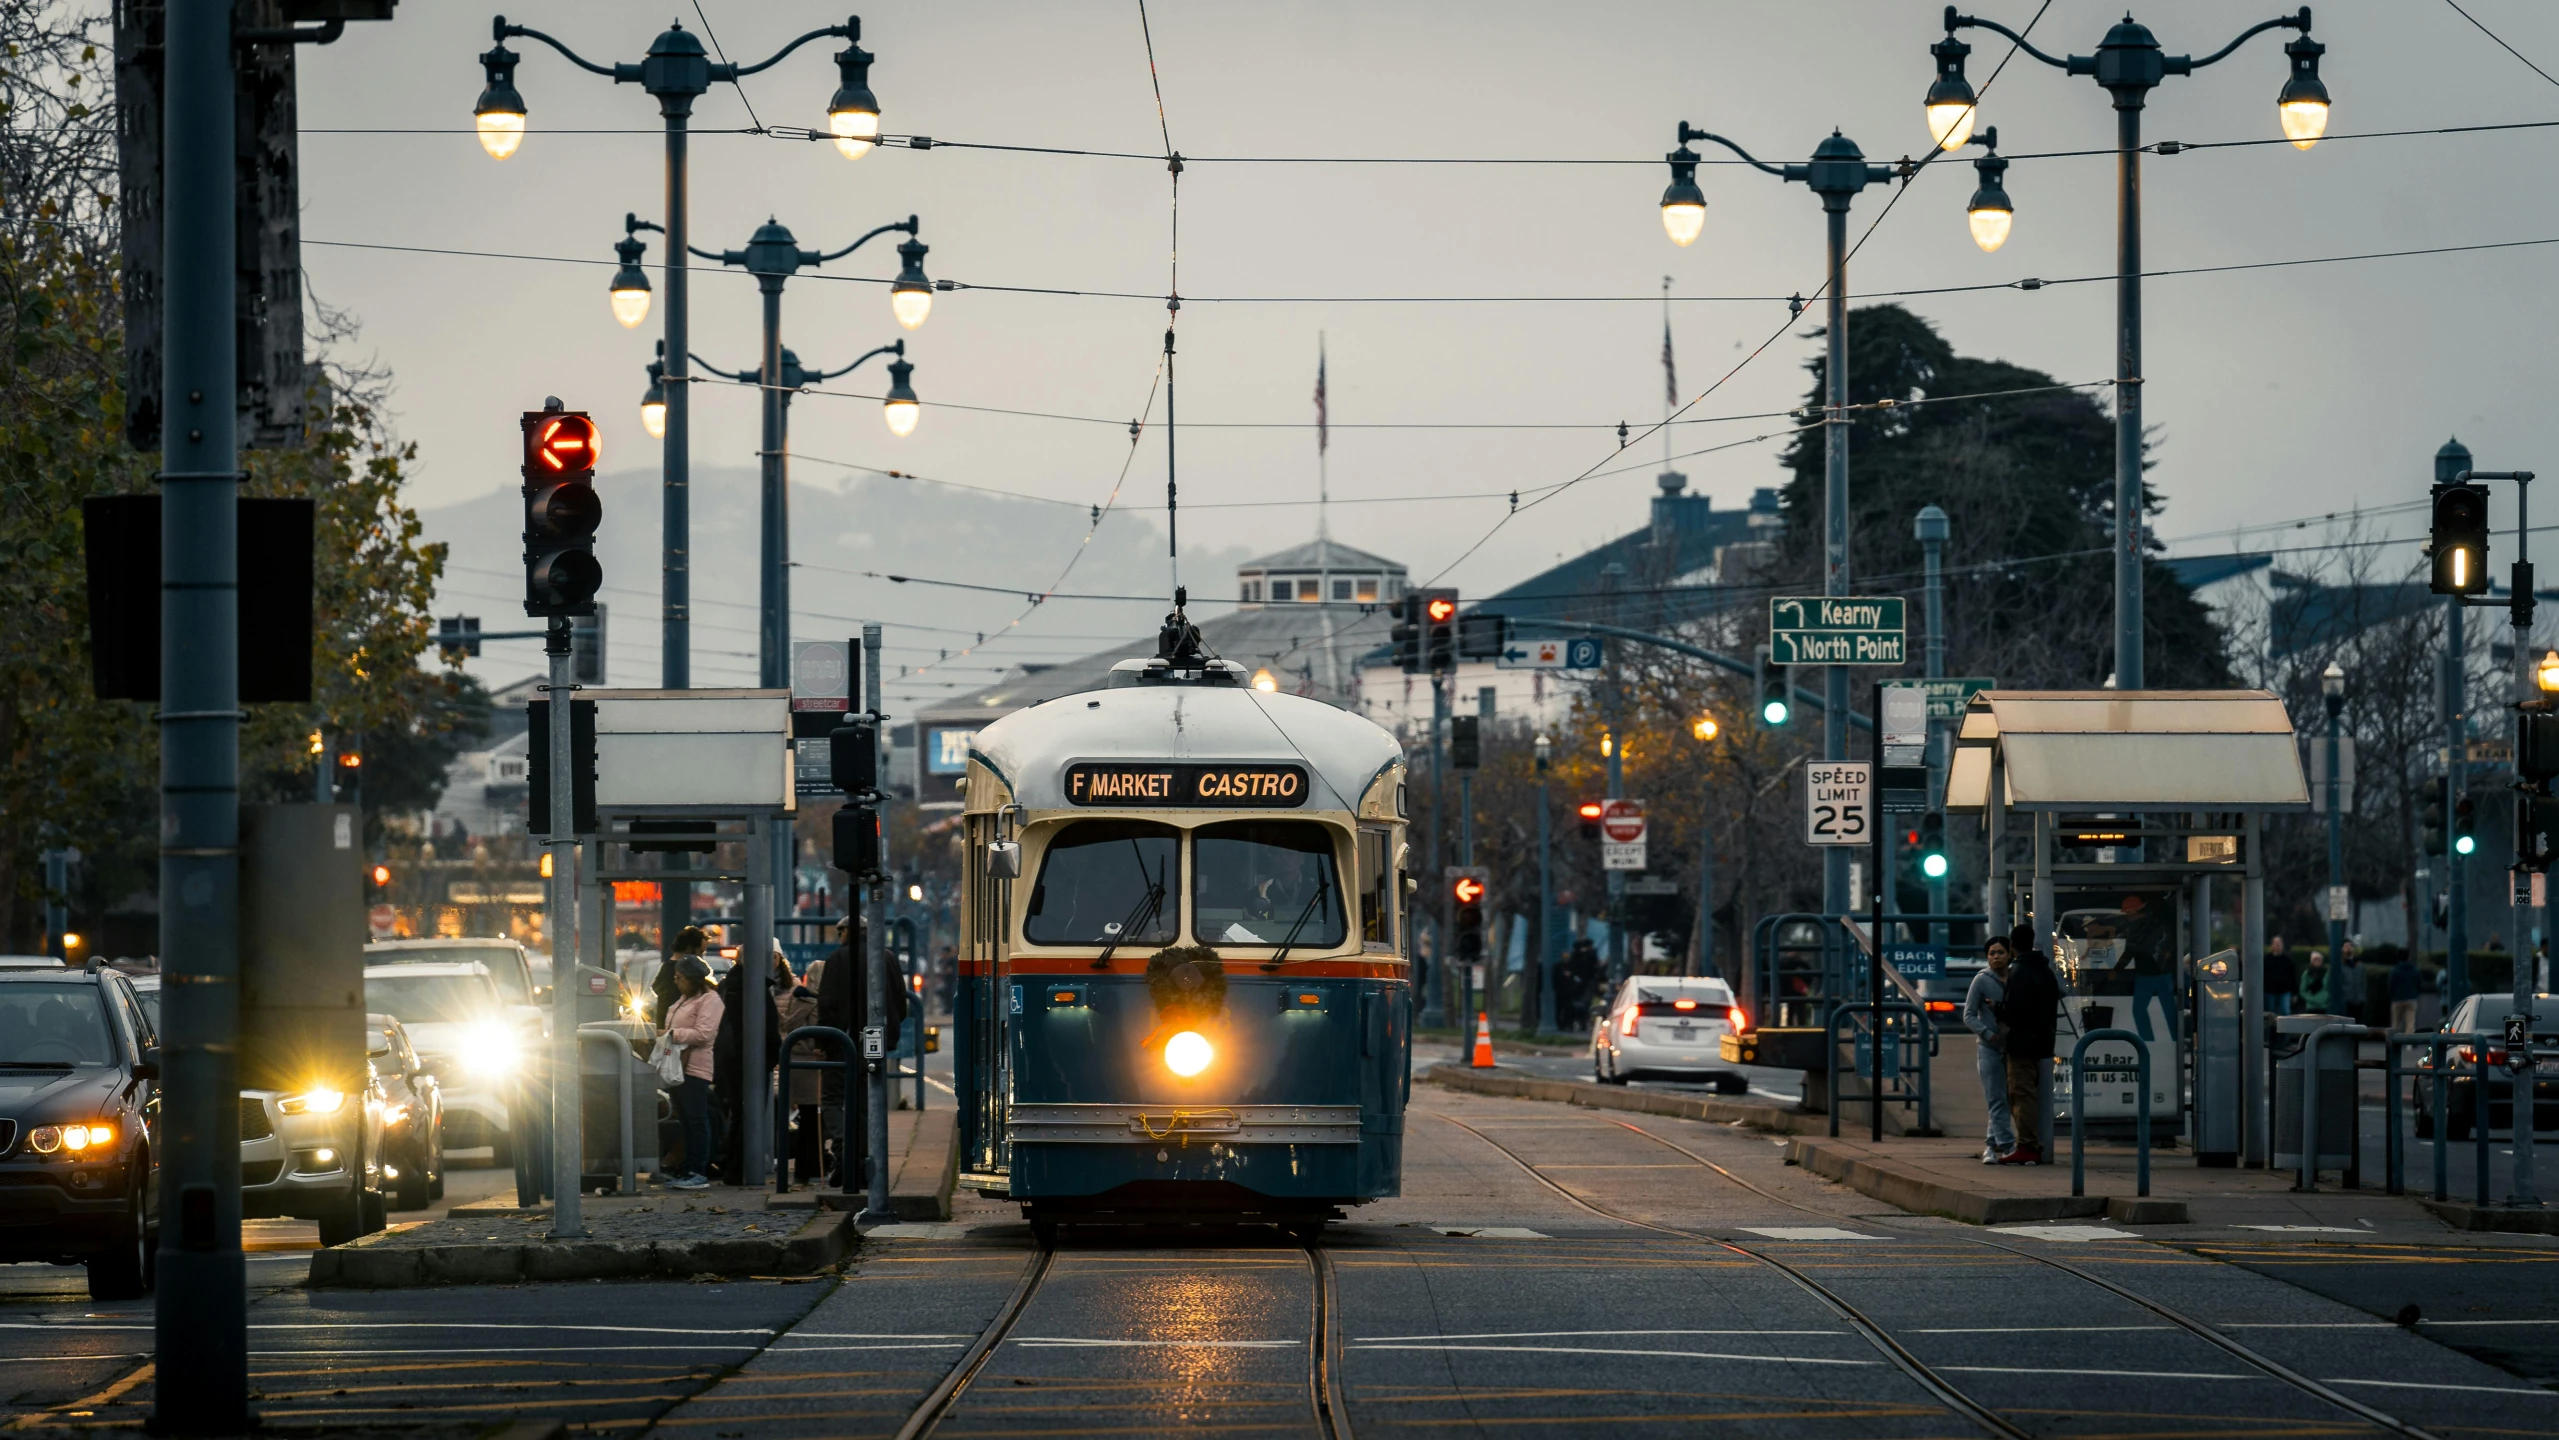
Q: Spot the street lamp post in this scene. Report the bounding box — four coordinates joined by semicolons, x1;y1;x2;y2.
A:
1925;6;2331;691
480;13;880;958
1660;123;1900;922
2321;661;2346;968
1917;505;1951;942
1534;733;1557;1037
2440;439;2473;1008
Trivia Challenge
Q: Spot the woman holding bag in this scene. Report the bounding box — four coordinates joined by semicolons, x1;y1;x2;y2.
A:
659;956;723;1190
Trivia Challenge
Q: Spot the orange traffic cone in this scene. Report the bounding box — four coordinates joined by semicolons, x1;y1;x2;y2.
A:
1470;1011;1496;1068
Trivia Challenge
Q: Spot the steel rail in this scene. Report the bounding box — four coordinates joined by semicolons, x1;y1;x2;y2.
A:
1599;1117;2445;1440
892;1244;1054;1440
1432;1112;2030;1440
1308;1243;1356;1440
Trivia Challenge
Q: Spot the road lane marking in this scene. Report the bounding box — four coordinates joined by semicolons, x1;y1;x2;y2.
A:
1988;1225;2138;1242
1356;1329;1849;1342
0;1321;779;1336
1428;1226;1551;1238
2232;1224;2367;1233
2319;1378;2559;1397
1909;1325;2169;1334
1739;1227;1889;1241
1008;1337;1300;1349
1347;1342;1877;1366
1937;1365;2252;1381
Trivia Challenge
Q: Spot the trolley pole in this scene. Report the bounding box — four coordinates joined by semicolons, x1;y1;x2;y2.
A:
863;622;895;1224
546;618;585;1236
153;0;247;1423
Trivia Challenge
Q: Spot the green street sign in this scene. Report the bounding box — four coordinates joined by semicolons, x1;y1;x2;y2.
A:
1769;596;1906;665
1921;677;1995;718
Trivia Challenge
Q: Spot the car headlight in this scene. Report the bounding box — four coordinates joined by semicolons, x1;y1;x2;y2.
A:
382;1101;411;1128
28;1122;116;1155
459;1023;519;1077
278;1087;345;1116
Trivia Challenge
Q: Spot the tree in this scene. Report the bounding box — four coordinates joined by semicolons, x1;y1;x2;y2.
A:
1772;303;2232;689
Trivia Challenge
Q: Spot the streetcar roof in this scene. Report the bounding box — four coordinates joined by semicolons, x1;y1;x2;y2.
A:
970;678;1401;813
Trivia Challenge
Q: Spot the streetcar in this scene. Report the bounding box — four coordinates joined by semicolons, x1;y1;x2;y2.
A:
952;618;1412;1240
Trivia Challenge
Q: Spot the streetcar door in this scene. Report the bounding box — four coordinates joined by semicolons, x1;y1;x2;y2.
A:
960;814;1013;1179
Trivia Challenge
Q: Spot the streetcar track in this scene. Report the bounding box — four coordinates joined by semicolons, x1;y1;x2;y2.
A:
894;1236;1353;1440
1598;1114;2447;1440
1433;1111;2032;1440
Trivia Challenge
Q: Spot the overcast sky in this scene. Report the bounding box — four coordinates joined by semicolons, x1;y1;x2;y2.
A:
295;1;2559;698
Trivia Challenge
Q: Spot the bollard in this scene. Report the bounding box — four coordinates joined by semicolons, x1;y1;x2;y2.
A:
2069;1027;2150;1199
2475;1041;2493;1204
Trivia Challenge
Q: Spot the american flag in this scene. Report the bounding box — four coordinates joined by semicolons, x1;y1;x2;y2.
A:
1314;340;1328;455
1662;317;1678;410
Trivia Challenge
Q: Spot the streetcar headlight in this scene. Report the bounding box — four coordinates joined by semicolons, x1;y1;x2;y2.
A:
1164;1030;1214;1078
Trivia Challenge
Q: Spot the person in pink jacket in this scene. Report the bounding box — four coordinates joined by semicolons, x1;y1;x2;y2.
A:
661;956;724;1190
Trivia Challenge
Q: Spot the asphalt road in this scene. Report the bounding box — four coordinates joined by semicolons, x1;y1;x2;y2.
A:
5;1083;2556;1436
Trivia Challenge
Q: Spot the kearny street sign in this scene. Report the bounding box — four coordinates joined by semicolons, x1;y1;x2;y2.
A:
1769;596;1906;665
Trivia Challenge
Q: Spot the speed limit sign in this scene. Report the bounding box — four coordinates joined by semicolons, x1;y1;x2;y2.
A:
1805;762;1872;846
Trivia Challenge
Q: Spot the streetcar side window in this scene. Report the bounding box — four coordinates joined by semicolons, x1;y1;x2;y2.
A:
1357;827;1393;948
1193;821;1346;949
1023;821;1181;947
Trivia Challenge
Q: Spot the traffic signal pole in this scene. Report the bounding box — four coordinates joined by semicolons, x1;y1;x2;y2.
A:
1421;673;1448;1030
154;0;248;1424
544;617;585;1237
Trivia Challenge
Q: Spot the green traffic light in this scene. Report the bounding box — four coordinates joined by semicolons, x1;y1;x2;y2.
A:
1920;852;1950;880
2455;834;2476;856
1762;698;1789;725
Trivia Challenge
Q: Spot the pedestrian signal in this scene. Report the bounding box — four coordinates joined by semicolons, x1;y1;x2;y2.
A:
2428;481;2489;597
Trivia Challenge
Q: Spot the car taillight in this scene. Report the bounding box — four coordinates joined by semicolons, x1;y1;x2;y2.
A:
2456;1045;2507;1067
1726;1005;1749;1035
1671;998;1698;1011
1925;999;1958;1014
1621;1008;1640;1037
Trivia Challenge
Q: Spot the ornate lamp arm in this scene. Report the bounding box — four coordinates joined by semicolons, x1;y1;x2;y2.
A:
693;245;738;263
626;214;663;238
492;15;621;78
691;354;754;383
807;340;904;384
2184;8;2313;71
1674;124;1790;179
731;21;856;79
1941;8;2071;69
816;215;918;265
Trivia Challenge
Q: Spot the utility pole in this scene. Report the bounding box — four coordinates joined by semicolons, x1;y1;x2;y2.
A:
152;0;246;1424
544;616;584;1237
862;622;895;1224
1534;734;1557;1036
1918;504;1950;942
1421;672;1448;1029
2442;440;2472;1008
1602;561;1628;989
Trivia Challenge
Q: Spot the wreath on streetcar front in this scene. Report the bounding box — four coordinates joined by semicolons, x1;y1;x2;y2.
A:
1145;945;1227;1026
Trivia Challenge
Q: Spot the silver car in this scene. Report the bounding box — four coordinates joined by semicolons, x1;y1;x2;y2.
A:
361;961;529;1162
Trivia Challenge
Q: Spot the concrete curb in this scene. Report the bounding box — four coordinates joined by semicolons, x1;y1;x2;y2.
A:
308;1209;855;1289
2420;1198;2559;1234
1786;1138;2190;1225
1424;1063;1820;1133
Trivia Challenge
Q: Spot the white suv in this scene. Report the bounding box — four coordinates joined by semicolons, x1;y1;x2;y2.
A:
361;961;526;1161
1593;976;1750;1092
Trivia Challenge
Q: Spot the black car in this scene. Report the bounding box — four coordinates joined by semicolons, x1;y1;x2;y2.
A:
0;964;160;1300
2413;994;2559;1140
368;1012;445;1210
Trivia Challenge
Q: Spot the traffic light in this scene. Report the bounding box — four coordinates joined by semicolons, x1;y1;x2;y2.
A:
1457;611;1506;660
1419;588;1459;672
830;717;880;797
1576;800;1604;839
833;803;882;878
2428;480;2490;597
1389;593;1423;674
437;614;483;660
521;403;602;617
2422;776;2448;855
1452;873;1487;963
1755;643;1790;727
1450;714;1480;770
368;863;392;892
1917;813;1949;880
2522;709;2559;790
2454;790;2478;856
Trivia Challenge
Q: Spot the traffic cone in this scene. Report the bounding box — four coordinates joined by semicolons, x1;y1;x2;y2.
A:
1470;1011;1496;1068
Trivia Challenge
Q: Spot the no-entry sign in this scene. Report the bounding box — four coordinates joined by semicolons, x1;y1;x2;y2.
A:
1600;799;1647;844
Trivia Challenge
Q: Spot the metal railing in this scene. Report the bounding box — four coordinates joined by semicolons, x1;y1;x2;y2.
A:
2069;1026;2150;1198
2380;1030;2500;1201
1826;998;1933;1138
774;1024;858;1201
2290;1022;2374;1194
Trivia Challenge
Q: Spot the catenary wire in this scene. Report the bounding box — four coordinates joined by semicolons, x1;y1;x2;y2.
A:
2440;0;2559;92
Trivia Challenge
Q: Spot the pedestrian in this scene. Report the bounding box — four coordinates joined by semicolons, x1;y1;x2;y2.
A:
660;955;722;1190
777;949;826;1188
1995;924;2061;1166
817;915;909;1189
2298;949;2334;1014
651;925;708;1028
2263;934;2296;1017
1562;938;1600;1031
2337;939;2364;1023
1965;935;2017;1164
2388;951;2422;1035
713;939;785;1184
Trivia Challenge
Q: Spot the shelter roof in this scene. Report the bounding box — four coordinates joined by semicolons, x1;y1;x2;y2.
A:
1945;689;2307;812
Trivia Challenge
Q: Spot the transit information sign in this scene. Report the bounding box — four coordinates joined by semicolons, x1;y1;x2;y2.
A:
1064;762;1309;807
1769;596;1906;665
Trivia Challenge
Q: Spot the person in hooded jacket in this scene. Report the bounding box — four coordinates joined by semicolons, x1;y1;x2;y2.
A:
777;952;825;1187
650;925;708;1028
1995;923;2062;1165
712;944;784;1183
817;914;909;1189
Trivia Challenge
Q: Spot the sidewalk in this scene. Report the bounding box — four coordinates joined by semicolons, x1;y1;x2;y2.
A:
1786;1132;2453;1229
310;1106;960;1288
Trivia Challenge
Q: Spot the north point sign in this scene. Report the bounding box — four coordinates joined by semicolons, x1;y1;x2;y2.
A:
1769;595;1907;666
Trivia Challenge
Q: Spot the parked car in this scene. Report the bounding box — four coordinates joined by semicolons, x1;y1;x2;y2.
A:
363;961;525;1163
2413;993;2559;1141
368;1013;445;1210
129;975;389;1246
1591;975;1751;1091
0;963;161;1299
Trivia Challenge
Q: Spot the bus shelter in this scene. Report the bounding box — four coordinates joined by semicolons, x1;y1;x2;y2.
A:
1945;690;2308;1167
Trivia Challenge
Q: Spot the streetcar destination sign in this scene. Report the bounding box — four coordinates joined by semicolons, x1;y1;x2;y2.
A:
1065;762;1308;807
1769;596;1906;665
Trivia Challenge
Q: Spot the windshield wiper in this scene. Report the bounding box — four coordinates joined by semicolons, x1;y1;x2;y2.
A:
1093;845;1168;970
1260;872;1334;971
0;1061;75;1070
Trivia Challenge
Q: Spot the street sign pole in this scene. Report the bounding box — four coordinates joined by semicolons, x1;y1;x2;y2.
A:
1870;679;1886;1143
545;617;585;1237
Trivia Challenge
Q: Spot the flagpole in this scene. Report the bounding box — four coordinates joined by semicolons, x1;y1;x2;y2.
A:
1662;277;1676;473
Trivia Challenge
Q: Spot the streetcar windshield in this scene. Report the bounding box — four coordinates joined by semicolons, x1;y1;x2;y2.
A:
1193;821;1345;948
1025;821;1181;947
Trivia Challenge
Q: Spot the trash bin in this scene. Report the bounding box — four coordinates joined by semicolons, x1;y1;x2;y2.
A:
578;1021;661;1191
2273;1013;2355;1174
